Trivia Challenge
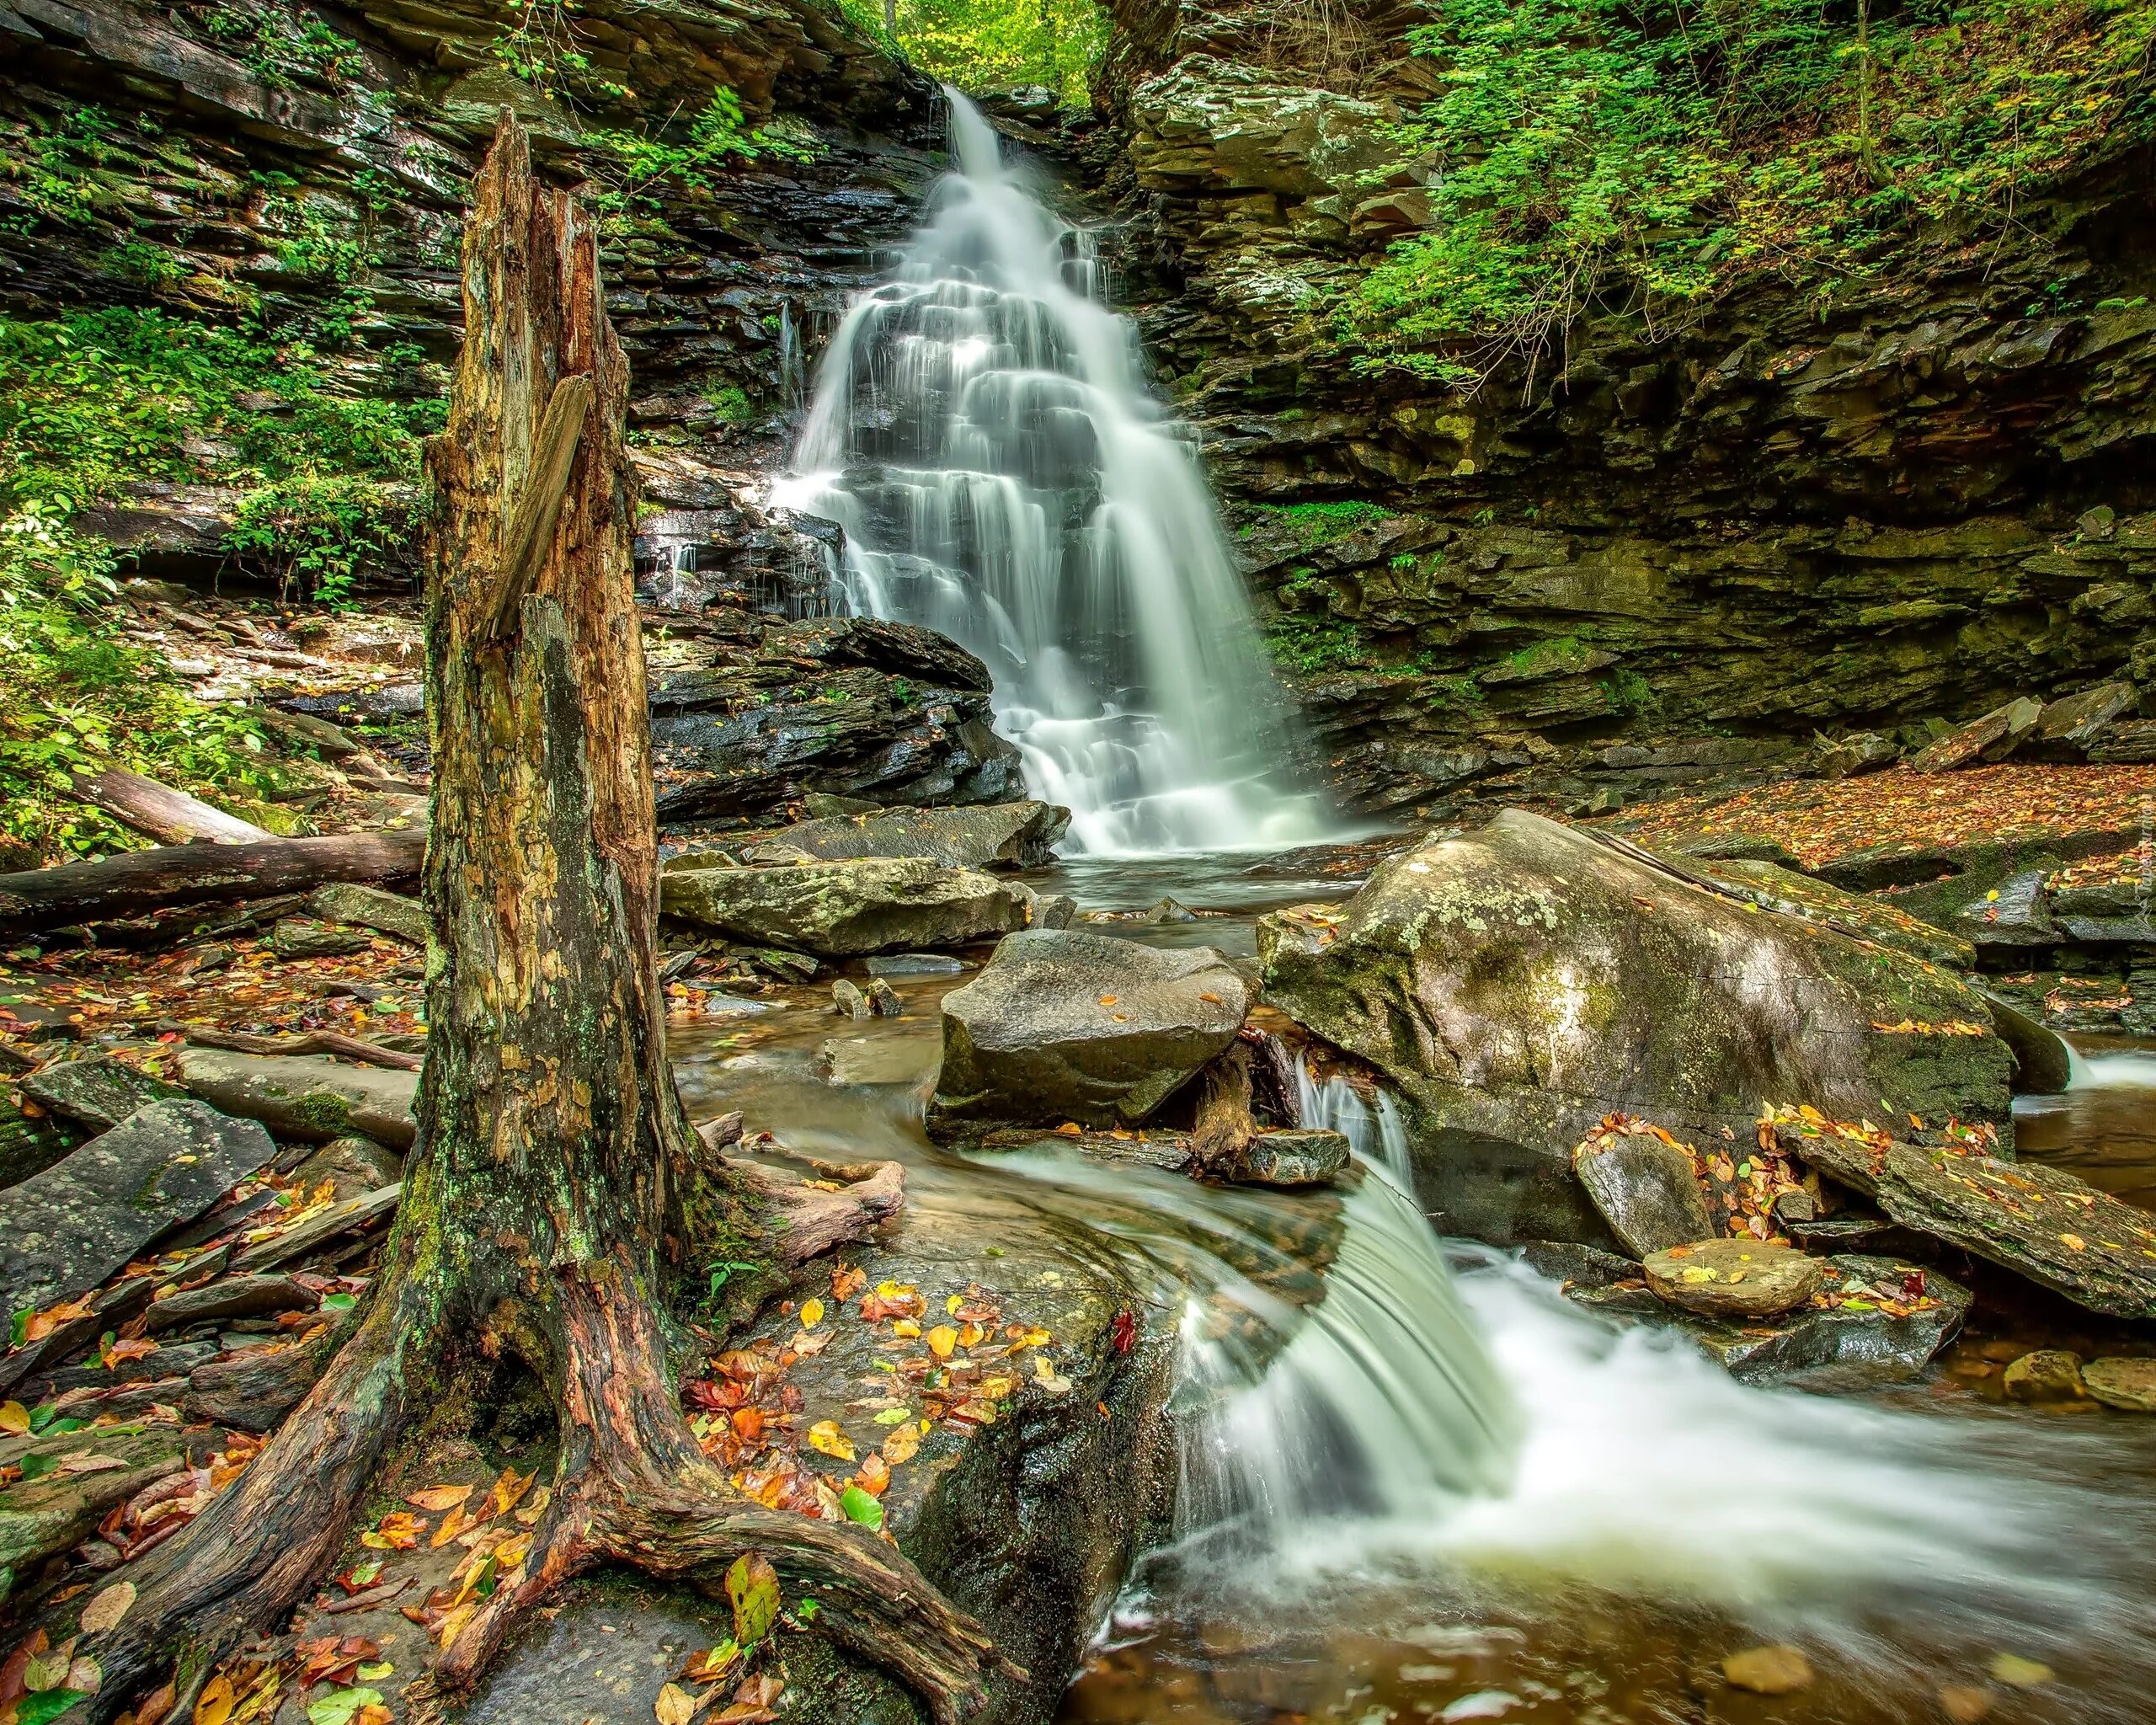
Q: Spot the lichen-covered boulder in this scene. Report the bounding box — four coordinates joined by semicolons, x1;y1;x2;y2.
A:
660;857;1030;956
1257;809;2018;1245
929;931;1250;1133
177;1051;417;1149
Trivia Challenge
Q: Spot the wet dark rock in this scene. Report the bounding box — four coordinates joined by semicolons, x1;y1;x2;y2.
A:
1956;870;2059;959
2002;1348;2089;1402
288;1135;404;1199
1781;1117;2156;1317
1230;1129;1350;1187
304;882;428;945
831;978;873;1021
1643;1239;1827;1316
2083;1357;2156;1412
177;1050;417;1149
867;952;968;976
18;1054;183;1134
661;857;1030;956
0;1100;276;1318
1258;810;2017;1247
1812;844;1966;893
147;1272;314;1332
744;801;1070;870
1142;896;1198;924
1668;834;1809;870
1572;1130;1716;1258
1572;1253;1971;1388
866;977;903;1017
2029;681;2140;758
33;1339;219;1397
1022;889;1079;931
1812;732;1901;777
649;611;1027;824
1519;1240;1638;1290
931;930;1251;1132
270;916;372;960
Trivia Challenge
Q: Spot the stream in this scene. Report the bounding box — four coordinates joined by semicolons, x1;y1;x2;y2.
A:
714;93;2156;1725
666;868;2156;1724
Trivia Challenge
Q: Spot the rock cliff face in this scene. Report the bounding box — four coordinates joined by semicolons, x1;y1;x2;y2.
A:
1094;0;2156;816
1;0;935;597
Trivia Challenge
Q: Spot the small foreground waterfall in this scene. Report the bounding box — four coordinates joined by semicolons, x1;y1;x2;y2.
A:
775;91;1333;854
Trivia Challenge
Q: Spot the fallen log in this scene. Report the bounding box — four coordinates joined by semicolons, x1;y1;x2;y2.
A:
0;829;424;934
70;766;271;846
173;1025;424;1072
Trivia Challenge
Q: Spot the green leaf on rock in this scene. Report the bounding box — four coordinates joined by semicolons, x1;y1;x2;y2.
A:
839;1486;884;1531
13;1690;90;1723
725;1552;780;1648
307;1685;384;1725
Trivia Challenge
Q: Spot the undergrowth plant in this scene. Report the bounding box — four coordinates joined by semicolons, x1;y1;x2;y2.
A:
1339;0;2156;389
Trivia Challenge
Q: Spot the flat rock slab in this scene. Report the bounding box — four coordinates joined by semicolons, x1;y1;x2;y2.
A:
147;1272;314;1332
306;881;427;944
744;800;1070;870
2084;1357;2156;1412
1574;1253;1971;1390
1572;1129;1716;1258
1692;856;1977;971
19;1055;184;1133
0;1425;188;1576
177;1049;416;1149
1643;1239;1828;1317
661;857;1029;956
1780;1116;2156;1318
0;1100;275;1318
270;916;372;959
930;929;1251;1130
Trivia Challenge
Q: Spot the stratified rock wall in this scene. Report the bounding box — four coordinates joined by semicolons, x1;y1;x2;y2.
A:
1096;0;2156;816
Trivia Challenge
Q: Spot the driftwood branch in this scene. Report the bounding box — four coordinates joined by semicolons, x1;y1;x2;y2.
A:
488;372;594;643
172;1025;424;1071
0;829;424;934
70;766;272;846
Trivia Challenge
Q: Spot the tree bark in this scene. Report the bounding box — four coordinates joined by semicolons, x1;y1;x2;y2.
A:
65;117;1003;1725
0;830;424;934
68;766;272;846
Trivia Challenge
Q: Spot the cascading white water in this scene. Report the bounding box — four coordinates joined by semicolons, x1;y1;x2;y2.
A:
772;89;1335;855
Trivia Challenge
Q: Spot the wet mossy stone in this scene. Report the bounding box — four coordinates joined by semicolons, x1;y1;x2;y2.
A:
930;929;1250;1132
1257;809;2017;1247
2084;1357;2156;1412
1643;1238;1827;1317
270;916;371;960
743;800;1070;871
0;1099;276;1318
1572;1130;1715;1258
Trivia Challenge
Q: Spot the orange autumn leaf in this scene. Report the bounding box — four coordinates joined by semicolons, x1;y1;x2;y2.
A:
405;1484;473;1514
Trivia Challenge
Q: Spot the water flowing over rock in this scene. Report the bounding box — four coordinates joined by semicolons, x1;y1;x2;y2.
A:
775;89;1331;854
1258;809;2020;1245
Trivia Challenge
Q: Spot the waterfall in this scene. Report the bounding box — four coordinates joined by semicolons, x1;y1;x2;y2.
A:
772;88;1335;856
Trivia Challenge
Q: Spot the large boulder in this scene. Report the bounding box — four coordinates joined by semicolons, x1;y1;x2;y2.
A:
929;931;1250;1132
0;1100;277;1317
744;800;1070;871
661;857;1031;957
1257;809;2020;1246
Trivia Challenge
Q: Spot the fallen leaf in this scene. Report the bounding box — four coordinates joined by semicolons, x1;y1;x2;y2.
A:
1988;1653;2052;1687
881;1424;921;1465
0;1402;29;1436
830;1265;866;1301
307;1685;382;1725
430;1503;472;1546
1938;1685;1994;1723
78;1582;136;1635
1722;1645;1812;1695
404;1485;472;1514
806;1421;855;1461
655;1681;696;1725
1032;1354;1070;1395
838;1485;884;1530
193;1673;236;1725
798;1297;825;1329
926;1326;957;1361
725;1553;781;1647
489;1467;536;1516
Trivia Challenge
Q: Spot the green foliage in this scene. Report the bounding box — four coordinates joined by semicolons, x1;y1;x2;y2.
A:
586;91;819;225
1;106;124;233
871;0;1106;105
1341;0;2156;384
0;309;438;857
1266;611;1366;676
491;0;631;104
1260;499;1393;547
197;0;364;88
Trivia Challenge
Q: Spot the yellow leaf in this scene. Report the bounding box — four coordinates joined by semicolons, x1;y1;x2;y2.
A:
1033;1354;1070;1395
926;1325;958;1360
799;1297;825;1329
807;1420;856;1461
490;1466;536;1516
881;1423;921;1464
944;1294;963;1316
194;1674;236;1725
0;1401;29;1436
655;1682;696;1725
405;1484;473;1513
2060;1234;2086;1252
892;1317;921;1338
430;1503;472;1547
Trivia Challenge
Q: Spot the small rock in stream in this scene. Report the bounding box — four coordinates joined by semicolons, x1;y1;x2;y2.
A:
2002;1349;2089;1402
866;977;903;1017
830;979;872;1021
1572;1129;1716;1258
1723;1645;1814;1695
1232;1129;1350;1188
2082;1357;2156;1412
